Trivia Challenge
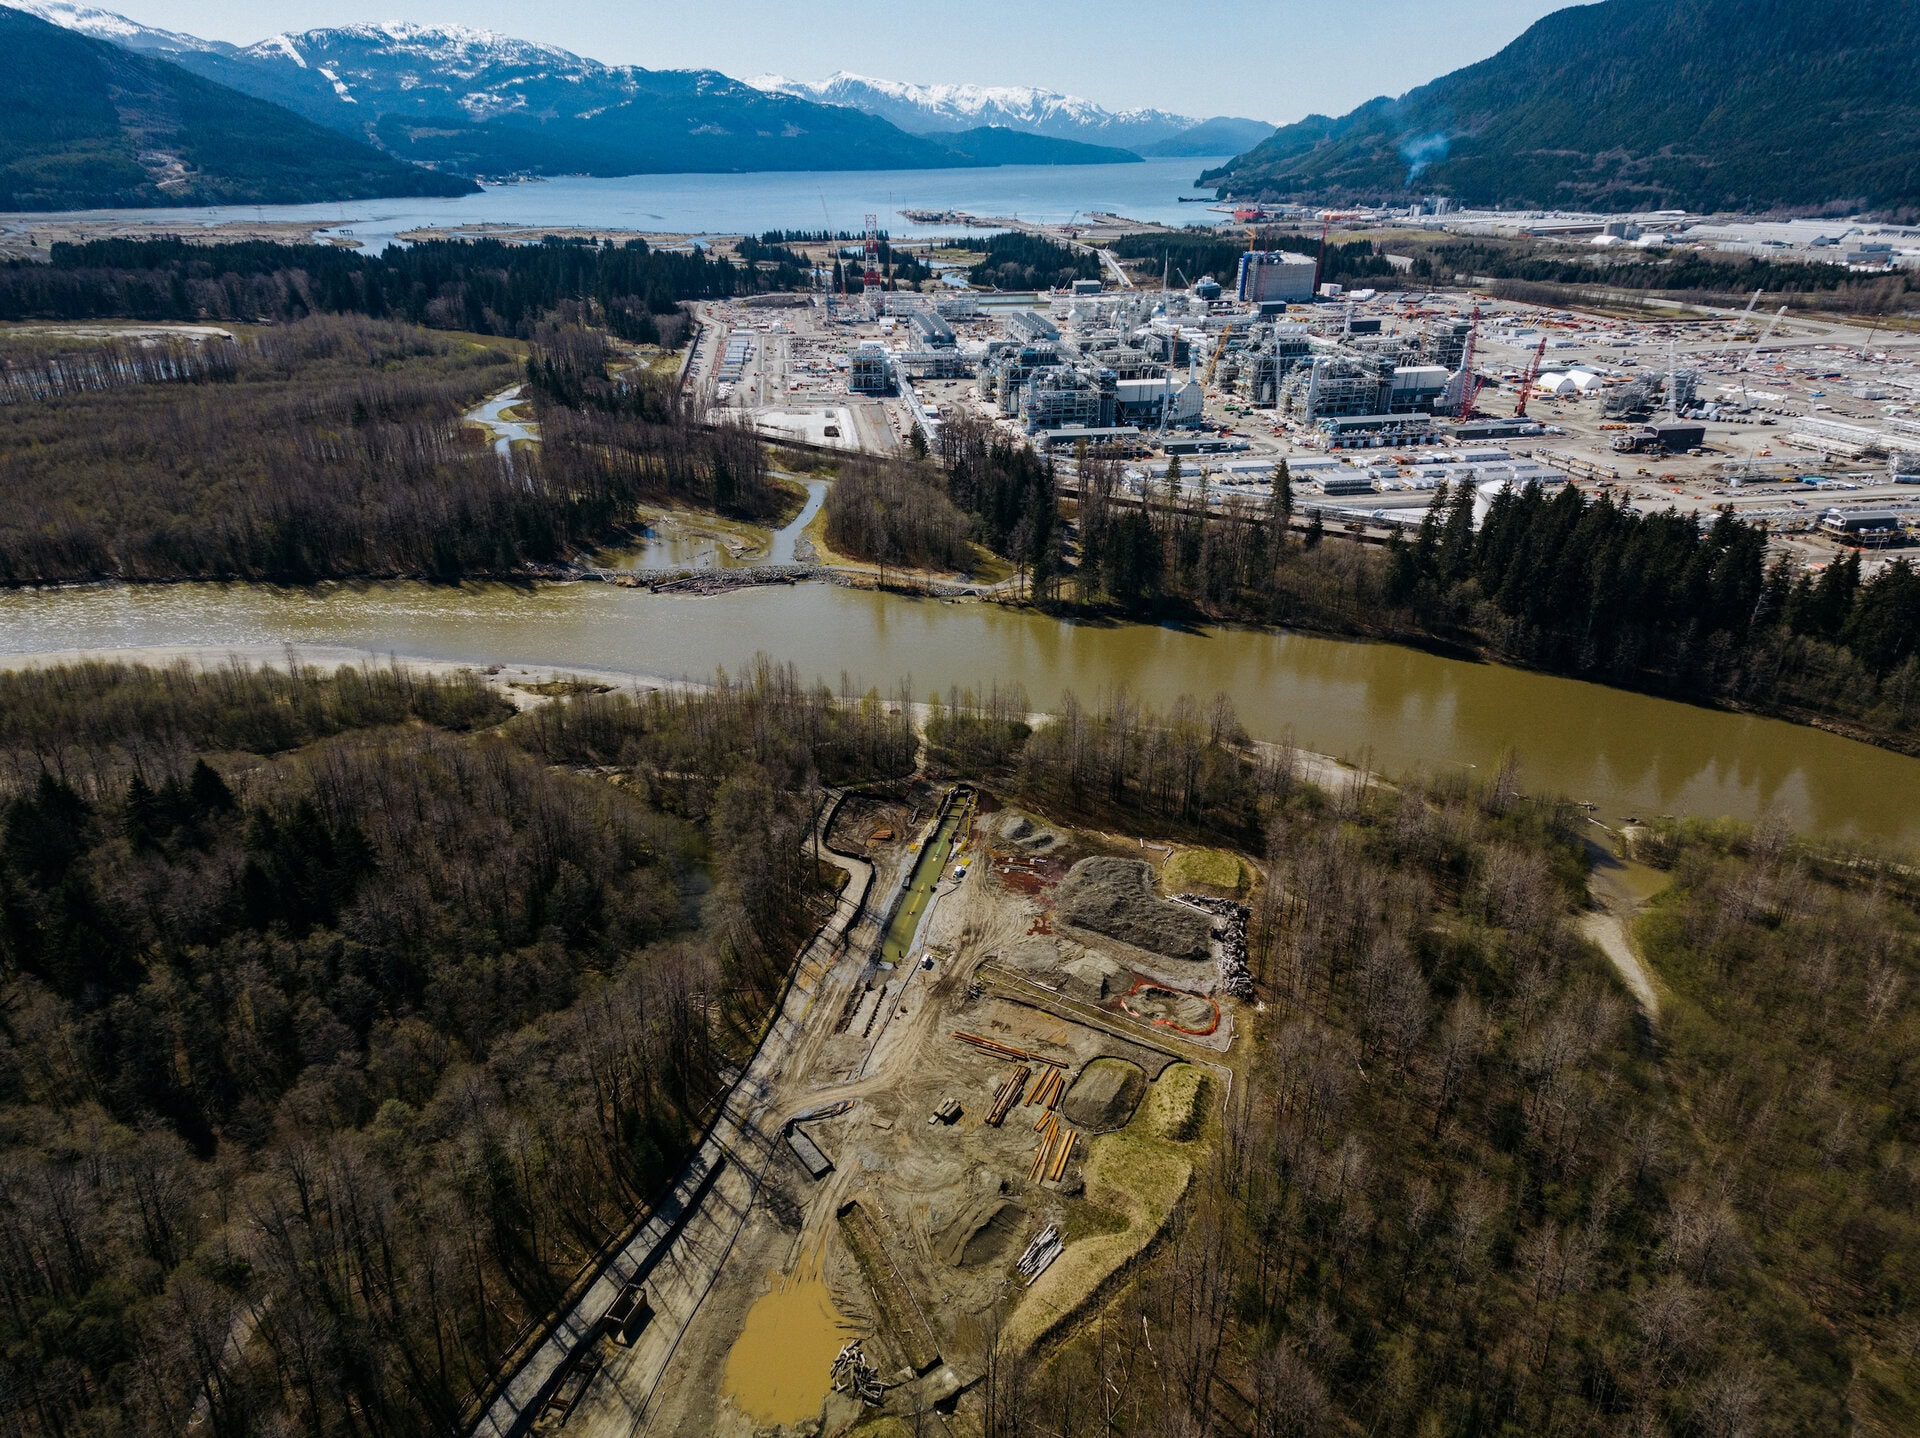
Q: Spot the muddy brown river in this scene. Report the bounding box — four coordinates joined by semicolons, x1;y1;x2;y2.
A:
2;580;1914;847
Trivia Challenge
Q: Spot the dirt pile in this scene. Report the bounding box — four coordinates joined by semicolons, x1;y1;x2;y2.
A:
934;1196;1027;1268
1000;813;1063;853
1003;937;1121;1002
1056;857;1212;962
1059;1058;1146;1131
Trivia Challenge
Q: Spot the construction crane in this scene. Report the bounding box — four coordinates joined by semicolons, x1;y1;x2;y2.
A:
1715;288;1764;359
1738;305;1789;373
1455;303;1481;420
1203;323;1234;390
1309;218;1332;296
1513;331;1548;419
1737;304;1789;407
861;212;883;292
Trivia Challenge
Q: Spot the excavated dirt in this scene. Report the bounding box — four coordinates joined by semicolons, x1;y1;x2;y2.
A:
1059;1057;1146;1132
1056;857;1212;962
622;791;1233;1438
1000;812;1065;853
934;1196;1027;1268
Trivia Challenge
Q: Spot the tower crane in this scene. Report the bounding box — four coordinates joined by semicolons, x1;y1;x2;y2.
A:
1513;331;1548;419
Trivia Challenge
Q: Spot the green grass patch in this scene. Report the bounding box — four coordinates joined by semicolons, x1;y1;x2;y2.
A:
1163;846;1248;896
1141;1063;1208;1142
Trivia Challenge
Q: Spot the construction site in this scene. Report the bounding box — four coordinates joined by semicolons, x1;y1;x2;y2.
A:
682;210;1920;573
474;785;1251;1438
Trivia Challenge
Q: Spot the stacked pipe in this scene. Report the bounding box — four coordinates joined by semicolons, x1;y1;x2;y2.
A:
1017;1225;1063;1285
953;1031;1067;1067
1028;1112;1058;1180
986;1065;1030;1127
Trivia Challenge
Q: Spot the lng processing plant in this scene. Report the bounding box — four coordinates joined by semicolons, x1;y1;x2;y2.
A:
684;219;1920;572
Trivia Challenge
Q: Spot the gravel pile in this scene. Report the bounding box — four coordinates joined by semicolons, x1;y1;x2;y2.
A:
1056;857;1212;962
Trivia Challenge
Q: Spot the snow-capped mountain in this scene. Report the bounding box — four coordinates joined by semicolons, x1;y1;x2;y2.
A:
752;71;1196;146
751;71;1273;155
4;0;226;53
5;4;1166;177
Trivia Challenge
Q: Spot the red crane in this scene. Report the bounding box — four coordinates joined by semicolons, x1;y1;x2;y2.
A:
861;212;884;292
1513;331;1548;419
1455;303;1482;420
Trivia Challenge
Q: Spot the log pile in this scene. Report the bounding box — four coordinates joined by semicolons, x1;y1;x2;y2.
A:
986;1065;1030;1127
1017;1224;1064;1285
1176;892;1254;999
830;1340;886;1406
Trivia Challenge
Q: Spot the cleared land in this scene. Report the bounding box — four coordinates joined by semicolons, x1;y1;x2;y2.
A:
570;796;1239;1438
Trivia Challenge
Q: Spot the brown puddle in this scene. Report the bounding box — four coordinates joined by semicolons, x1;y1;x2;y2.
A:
721;1273;855;1426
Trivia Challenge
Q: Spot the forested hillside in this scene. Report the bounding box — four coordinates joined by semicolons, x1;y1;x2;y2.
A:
968;232;1103;291
0;660;1915;1434
0;7;474;210
0;658;916;1436
1203;0;1920;215
0;317;770;582
0;236;800;340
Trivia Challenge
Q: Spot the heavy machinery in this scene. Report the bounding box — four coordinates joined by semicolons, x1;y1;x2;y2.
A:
1455;303;1482;420
1203;323;1235;390
1740;305;1790;373
1513;331;1548;419
1715;288;1764;359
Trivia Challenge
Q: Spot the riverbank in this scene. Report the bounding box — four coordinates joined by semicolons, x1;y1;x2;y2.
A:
2;581;1914;848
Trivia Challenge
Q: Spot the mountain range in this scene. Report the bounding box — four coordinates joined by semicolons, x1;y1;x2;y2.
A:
1;1;1175;201
0;6;475;210
1203;0;1920;214
749;72;1272;156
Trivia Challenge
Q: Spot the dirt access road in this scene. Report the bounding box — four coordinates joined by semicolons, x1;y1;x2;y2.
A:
470;793;877;1438
1579;838;1668;1025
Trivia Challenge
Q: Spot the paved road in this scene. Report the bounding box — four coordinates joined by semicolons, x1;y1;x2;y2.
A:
470;796;873;1438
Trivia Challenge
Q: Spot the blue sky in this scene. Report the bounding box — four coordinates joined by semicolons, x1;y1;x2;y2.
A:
110;0;1579;121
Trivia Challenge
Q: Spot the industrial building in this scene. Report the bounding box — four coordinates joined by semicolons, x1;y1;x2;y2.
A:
1821;510;1903;545
1235;250;1317;305
1007;311;1061;346
1317;413;1446;449
1113;376;1204;429
1020;367;1117;433
848;341;893;396
909;311;956;349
